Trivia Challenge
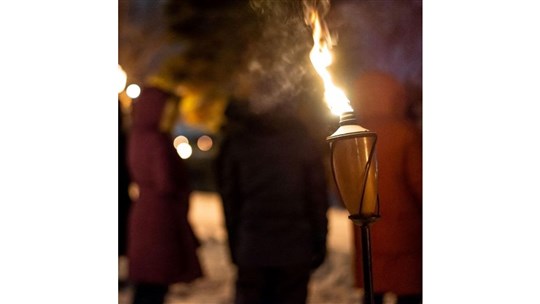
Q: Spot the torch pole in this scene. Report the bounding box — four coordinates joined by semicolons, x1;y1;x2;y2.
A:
350;216;378;304
360;223;374;304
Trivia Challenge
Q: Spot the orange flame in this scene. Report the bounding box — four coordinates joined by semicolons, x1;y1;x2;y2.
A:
304;4;353;116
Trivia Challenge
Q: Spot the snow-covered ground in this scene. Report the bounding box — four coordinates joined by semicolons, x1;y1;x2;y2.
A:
119;191;362;304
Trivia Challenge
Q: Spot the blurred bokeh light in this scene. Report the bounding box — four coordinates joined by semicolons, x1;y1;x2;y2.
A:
117;65;127;94
126;84;141;99
176;142;193;159
197;135;213;152
173;135;189;148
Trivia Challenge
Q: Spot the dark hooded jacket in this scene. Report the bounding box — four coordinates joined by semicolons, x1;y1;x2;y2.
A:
215;101;329;268
127;86;203;284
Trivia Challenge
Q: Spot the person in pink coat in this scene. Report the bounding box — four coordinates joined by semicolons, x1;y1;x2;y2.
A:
127;85;203;304
350;71;422;304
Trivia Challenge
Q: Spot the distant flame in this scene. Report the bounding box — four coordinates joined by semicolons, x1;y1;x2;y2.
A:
304;4;353;116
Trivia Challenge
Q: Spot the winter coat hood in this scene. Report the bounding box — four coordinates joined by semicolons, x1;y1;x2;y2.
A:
131;86;174;131
352;71;408;121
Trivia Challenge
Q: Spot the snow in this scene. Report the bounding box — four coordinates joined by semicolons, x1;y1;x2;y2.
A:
119;191;361;304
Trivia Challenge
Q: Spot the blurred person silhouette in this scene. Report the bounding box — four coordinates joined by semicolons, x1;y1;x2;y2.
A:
215;98;330;304
119;100;131;289
350;71;422;304
127;77;203;304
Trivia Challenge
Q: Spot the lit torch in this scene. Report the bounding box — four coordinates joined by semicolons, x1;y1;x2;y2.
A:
304;2;379;303
304;4;353;115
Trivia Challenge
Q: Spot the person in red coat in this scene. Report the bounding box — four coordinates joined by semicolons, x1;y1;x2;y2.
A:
350;71;422;304
127;85;203;304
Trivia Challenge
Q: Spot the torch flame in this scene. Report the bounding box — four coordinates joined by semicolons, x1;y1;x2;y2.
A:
305;5;353;116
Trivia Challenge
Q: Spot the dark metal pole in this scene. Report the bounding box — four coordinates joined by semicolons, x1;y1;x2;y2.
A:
360;223;374;304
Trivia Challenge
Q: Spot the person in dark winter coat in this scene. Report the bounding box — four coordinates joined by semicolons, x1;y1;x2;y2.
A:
119;101;131;256
127;85;203;304
351;71;422;304
215;100;329;304
118;100;131;288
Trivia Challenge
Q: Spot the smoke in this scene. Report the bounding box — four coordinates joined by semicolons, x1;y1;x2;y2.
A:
328;0;423;90
241;0;320;114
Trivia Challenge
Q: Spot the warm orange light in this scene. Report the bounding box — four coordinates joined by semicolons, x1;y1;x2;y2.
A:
128;182;140;201
173;135;189;148
305;5;353;116
197;135;213;151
